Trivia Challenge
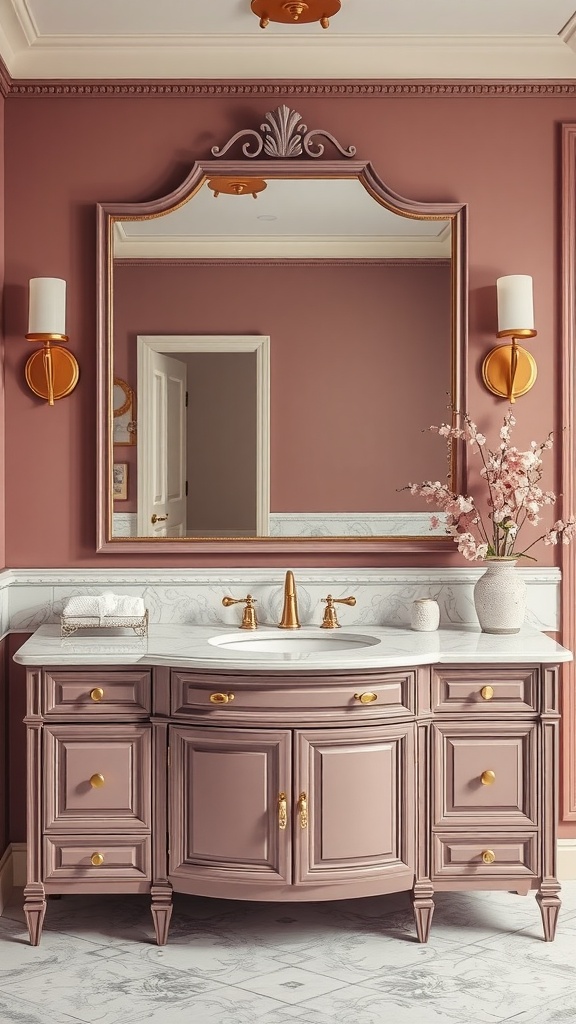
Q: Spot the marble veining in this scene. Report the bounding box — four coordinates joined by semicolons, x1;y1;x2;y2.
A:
12;621;572;670
1;566;562;636
1;885;575;1023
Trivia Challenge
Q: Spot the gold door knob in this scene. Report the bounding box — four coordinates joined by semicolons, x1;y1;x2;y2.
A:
298;792;308;829
209;692;235;704
481;770;496;785
89;773;105;788
91;852;105;866
480;685;494;701
278;793;287;830
482;849;496;864
151;513;169;524
90;687;104;702
354;692;378;704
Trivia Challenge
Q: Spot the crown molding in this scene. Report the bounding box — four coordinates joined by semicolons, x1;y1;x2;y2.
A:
7;78;576;98
0;52;10;95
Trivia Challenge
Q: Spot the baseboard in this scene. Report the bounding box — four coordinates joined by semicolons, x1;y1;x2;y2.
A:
0;843;26;912
558;838;576;880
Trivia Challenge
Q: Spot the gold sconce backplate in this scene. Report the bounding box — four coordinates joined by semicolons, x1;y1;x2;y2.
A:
481;343;537;402
25;345;80;402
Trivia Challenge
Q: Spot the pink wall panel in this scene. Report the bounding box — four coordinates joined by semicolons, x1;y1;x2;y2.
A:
113;261;450;514
3;91;573;567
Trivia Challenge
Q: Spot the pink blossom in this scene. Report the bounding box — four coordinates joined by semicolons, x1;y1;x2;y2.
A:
406;408;574;561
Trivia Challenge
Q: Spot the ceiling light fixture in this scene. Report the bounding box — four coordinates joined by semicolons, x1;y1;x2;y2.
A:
206;177;267;198
250;0;341;29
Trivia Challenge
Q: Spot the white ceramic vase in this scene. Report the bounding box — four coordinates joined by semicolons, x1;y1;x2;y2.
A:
473;558;527;634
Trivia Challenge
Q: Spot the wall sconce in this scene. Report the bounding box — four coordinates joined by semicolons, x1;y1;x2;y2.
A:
25;278;79;406
250;0;340;29
481;275;537;403
206;176;267;198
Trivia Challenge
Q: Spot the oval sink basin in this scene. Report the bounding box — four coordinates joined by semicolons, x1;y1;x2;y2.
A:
208;631;381;654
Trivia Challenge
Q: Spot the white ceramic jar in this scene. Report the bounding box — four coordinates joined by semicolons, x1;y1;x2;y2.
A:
410;598;440;631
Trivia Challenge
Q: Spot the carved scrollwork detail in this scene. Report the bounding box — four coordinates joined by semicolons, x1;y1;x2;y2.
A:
211;104;356;160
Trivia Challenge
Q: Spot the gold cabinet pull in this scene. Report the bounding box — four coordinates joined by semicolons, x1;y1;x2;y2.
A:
209;692;235;704
297;792;308;829
354;692;378;704
481;849;496;864
90;687;104;702
91;852;105;866
480;685;494;701
481;770;496;785
151;513;169;524
278;793;287;830
89;773;105;788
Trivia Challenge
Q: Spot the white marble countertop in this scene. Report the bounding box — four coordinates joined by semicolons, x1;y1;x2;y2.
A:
12;623;573;672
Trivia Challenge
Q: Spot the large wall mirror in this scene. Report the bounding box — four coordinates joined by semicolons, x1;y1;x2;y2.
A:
97;106;467;553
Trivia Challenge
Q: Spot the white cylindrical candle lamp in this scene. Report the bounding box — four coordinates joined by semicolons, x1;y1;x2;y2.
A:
496;275;534;335
28;277;67;336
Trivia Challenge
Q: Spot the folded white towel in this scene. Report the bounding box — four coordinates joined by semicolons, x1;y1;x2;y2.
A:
102;593;146;618
63;593;145;622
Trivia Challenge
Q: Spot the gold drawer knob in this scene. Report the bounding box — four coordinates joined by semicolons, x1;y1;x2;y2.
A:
482;849;496;864
89;773;105;788
91;852;104;867
480;685;494;701
209;692;235;704
90;687;104;702
354;692;378;704
481;770;496;786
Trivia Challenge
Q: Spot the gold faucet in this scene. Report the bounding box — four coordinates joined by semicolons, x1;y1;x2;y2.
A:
278;570;301;629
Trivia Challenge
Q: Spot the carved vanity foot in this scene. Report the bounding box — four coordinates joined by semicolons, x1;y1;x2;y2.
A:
536;887;561;941
24;883;47;946
411;884;434;943
151;884;173;945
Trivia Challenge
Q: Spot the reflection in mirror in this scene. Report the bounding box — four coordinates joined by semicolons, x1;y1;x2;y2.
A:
98;107;467;552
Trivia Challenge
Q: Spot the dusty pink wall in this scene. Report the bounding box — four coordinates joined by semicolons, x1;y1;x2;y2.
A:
113;261;450;515
0;88;5;573
3;90;573;567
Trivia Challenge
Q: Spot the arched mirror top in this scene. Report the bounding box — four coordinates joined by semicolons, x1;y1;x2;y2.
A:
97;105;467;554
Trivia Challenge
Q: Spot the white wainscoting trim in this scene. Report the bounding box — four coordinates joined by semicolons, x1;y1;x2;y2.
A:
0;566;562;633
558;839;576;881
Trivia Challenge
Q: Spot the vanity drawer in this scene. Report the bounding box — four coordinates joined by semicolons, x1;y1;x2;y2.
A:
43;724;152;831
171;670;415;718
433;722;537;828
432;667;538;713
432;832;539;880
44;670;151;718
43;835;151;882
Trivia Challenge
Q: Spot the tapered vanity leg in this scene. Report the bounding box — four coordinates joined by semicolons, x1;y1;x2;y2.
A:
411;883;435;943
24;883;47;946
536;886;561;942
151;883;173;945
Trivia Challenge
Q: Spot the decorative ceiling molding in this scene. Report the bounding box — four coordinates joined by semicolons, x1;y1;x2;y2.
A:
7;79;576;98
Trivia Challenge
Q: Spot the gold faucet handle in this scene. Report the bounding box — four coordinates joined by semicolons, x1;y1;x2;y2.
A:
222;594;258;630
320;594;356;629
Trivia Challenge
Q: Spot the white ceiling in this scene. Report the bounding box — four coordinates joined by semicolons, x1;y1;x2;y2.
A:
0;0;575;81
113;178;452;259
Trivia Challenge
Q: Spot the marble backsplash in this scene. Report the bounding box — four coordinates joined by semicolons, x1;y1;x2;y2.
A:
0;566;561;636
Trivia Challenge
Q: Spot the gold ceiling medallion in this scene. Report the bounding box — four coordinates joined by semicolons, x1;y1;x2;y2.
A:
206;176;267;198
212;104;356;160
251;0;341;29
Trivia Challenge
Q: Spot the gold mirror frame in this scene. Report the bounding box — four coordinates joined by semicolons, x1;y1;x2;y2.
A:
96;106;467;554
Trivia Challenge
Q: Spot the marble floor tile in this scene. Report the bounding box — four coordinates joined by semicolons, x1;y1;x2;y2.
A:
1;884;575;1024
359;944;576;1023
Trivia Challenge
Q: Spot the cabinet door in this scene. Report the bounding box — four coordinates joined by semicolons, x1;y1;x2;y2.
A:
294;724;415;886
169;726;291;886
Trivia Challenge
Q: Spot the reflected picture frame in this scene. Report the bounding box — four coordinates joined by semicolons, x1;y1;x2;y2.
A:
113;377;136;445
113;462;128;501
